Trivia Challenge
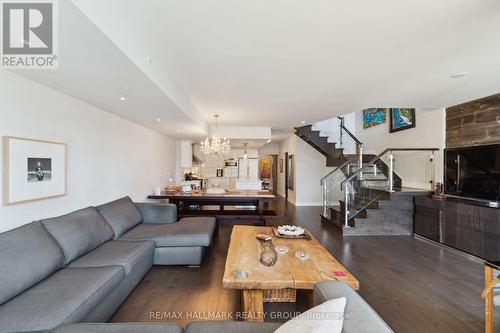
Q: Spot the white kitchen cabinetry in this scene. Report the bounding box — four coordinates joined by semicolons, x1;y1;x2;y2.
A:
238;158;258;179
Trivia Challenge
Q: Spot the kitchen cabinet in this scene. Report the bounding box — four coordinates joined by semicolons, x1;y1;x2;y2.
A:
238;158;258;179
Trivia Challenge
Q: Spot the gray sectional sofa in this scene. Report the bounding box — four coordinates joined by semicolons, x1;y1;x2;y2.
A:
0;197;216;333
0;196;392;333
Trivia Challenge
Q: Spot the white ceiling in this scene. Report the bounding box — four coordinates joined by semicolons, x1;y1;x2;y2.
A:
15;1;500;140
12;0;207;139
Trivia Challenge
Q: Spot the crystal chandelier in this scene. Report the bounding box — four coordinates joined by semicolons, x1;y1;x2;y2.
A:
200;114;231;158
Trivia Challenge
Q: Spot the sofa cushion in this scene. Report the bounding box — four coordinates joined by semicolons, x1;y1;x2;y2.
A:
185;321;282;333
0;266;124;333
53;323;183;333
97;197;143;238
0;221;64;306
69;240;154;274
135;202;177;224
42;207;115;265
120;217;216;247
313;281;393;333
274;297;346;333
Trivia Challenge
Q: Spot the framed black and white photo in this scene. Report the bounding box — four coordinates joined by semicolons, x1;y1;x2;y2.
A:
2;137;66;205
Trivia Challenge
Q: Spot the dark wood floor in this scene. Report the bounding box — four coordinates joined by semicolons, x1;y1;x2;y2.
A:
112;198;484;332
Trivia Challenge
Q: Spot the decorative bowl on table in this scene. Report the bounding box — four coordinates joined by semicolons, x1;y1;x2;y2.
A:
277;225;305;236
272;225;310;240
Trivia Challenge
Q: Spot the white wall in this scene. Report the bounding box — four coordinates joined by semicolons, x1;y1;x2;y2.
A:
277;135;296;204
278;134;333;206
354;108;446;188
295;138;333;206
0;72;176;233
258;142;279;155
312;113;356;154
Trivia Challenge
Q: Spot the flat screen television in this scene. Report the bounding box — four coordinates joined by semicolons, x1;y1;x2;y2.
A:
444;144;500;202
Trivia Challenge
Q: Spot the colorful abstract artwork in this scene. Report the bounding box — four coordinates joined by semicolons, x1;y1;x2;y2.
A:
389;108;416;133
363;108;387;129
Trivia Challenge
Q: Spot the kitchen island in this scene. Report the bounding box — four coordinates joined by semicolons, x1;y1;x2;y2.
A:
148;190;287;226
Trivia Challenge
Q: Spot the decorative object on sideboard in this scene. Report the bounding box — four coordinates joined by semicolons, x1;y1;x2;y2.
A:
154;187;162;196
165;177;176;193
432;182;446;200
2;136;66;205
363;108;387;129
181;184;192;193
389;108;416;133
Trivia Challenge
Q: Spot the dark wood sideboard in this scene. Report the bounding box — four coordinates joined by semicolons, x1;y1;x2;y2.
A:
414;196;500;261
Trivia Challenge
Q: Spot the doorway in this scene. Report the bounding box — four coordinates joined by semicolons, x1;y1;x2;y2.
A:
285;152;289;199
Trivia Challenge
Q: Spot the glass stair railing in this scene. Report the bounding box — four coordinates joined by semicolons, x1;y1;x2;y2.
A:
322;147;439;228
321;117;363;218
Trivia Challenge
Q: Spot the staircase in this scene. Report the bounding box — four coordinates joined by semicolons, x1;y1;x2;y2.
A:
294;118;438;236
294;125;345;167
325;190;420;236
294;124;402;187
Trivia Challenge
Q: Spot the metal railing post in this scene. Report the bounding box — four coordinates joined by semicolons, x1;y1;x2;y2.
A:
358;145;363;180
338;117;344;147
388;150;394;192
430;151;435;191
322;182;327;217
344;185;349;227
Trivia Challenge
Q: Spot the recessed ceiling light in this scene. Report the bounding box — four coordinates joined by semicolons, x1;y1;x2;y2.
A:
266;139;272;143
450;72;467;79
146;57;153;63
156;118;161;122
300;120;306;124
120;96;127;101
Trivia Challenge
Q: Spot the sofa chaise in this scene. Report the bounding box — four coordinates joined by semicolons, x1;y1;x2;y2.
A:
0;196;216;333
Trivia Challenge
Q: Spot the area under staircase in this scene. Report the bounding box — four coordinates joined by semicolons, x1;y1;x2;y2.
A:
295;117;439;236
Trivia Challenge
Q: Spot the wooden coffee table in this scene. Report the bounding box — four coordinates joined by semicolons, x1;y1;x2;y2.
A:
222;225;359;322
